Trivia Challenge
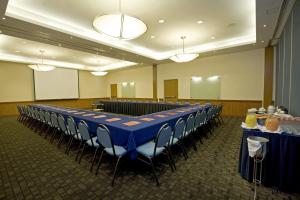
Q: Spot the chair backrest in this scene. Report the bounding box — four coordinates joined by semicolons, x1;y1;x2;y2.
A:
96;124;116;154
185;114;195;134
194;110;202;129
173;118;185;141
58;114;68;134
50;112;59;129
199;109;207;125
78;120;92;142
39;110;45;122
33;109;39;120
96;124;113;148
67;116;77;136
155;123;172;148
44;111;51;125
207;107;213;120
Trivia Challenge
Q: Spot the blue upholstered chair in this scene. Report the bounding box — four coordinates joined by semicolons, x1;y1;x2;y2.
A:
184;114;197;151
65;116;82;154
170;118;188;161
57;114;70;148
43;111;53;138
136;123;174;186
76;120;99;168
94;124;128;186
50;112;60;143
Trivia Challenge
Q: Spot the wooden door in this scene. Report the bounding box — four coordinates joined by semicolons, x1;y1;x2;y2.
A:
164;79;178;102
110;84;117;98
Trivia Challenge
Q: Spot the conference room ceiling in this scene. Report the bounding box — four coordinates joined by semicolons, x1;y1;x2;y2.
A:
0;0;283;69
0;34;138;71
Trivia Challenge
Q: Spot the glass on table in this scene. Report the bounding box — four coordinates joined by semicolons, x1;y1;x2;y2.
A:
245;110;257;128
265;116;279;132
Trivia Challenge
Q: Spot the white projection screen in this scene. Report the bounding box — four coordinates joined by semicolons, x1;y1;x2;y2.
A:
34;68;79;100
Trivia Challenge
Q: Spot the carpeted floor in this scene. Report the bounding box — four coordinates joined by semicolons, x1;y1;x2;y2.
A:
0;116;299;200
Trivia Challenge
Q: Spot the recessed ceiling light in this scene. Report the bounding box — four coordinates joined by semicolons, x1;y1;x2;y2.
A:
263;24;267;27
15;50;21;53
58;43;62;47
158;19;165;24
70;36;73;39
211;36;215;39
150;35;155;39
261;40;264;43
23;41;27;44
2;17;6;20
197;20;203;24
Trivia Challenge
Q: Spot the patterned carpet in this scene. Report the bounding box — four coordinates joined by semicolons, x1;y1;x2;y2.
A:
0;116;299;200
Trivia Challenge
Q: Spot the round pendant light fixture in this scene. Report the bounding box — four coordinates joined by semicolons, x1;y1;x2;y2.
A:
93;0;147;40
28;50;56;71
170;36;199;63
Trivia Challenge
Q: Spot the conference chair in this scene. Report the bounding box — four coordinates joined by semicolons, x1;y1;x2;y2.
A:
194;110;204;144
66;116;82;154
136;123;174;186
37;110;48;135
198;109;209;139
169;118;188;163
76;120;99;168
57;114;71;148
184;114;197;151
50;112;60;143
216;104;224;124
16;105;23;122
43;111;53;137
94;124;128;186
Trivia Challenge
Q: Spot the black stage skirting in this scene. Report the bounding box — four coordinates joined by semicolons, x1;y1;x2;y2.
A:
95;100;189;116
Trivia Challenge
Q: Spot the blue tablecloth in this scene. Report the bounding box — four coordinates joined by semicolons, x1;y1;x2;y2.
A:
238;129;300;193
32;104;210;159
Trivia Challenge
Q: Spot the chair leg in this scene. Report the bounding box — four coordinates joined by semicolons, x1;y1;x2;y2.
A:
95;150;104;175
178;141;188;160
166;147;176;171
50;129;58;143
148;158;159;186
191;135;197;151
78;143;86;164
57;134;64;148
66;137;74;154
199;134;203;144
75;141;83;161
111;156;122;186
90;147;99;172
65;137;73;154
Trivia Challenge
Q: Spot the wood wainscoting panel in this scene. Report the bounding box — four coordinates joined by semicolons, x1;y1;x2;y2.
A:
0;97;261;117
0;98;109;116
178;99;262;117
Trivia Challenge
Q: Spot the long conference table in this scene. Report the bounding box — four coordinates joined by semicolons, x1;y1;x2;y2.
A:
239;129;300;193
32;103;211;159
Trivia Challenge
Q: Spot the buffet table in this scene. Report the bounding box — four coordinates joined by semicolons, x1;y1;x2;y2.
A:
32;103;208;159
238;129;300;192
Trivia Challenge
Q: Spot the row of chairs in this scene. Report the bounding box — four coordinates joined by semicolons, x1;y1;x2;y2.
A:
16;104;223;186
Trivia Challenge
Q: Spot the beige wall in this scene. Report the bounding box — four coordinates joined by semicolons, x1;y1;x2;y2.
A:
0;61;106;102
157;48;265;100
0;48;265;102
0;61;35;102
105;66;153;98
78;70;106;98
